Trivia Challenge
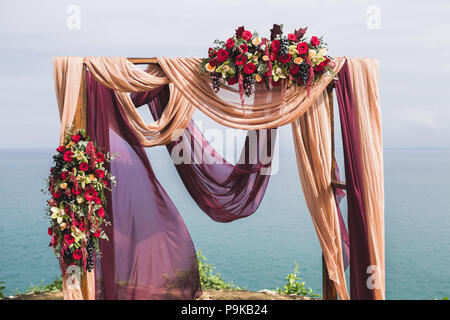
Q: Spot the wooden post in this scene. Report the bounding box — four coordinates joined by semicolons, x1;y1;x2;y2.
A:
322;82;339;300
72;66;87;130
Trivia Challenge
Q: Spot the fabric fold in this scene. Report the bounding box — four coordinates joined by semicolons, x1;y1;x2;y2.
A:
86;71;201;300
335;61;373;299
346;58;385;299
292;90;349;300
132;88;276;222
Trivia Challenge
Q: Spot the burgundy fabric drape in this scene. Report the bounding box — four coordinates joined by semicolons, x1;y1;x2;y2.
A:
335;62;374;299
86;72;201;300
132;88;276;223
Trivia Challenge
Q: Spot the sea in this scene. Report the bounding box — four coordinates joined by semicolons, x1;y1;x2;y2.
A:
0;138;449;299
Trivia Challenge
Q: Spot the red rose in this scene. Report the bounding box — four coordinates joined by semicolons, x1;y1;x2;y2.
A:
84;186;98;202
225;38;235;50
95;152;105;163
242;30;252;41
239;43;248;53
290;64;300;75
73;249;83;260
98;207;105;218
56;146;65;153
297;42;308;55
314;63;325;72
278;54;292;64
208;47;215;58
243;63;256;75
51;234;58;247
64;234;75;245
71;135;81;143
61;171;69;180
208;59;218;67
63;151;74;162
95;169;105;178
270;51;278;61
102;180;107;187
216;49;229;62
72;187;81;195
235;54;246;66
93;197;101;205
78;222;86;232
48;227;53;236
323;57;330;66
52;190;62;199
227;77;238;85
79;162;89;172
310;36;320;47
93;230;101;238
288;33;297;41
271;39;280;51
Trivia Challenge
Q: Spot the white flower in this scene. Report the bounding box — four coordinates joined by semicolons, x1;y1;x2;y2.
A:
319;48;327;56
252;36;261;46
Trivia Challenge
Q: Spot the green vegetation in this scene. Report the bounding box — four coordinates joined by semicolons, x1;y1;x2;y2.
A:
13;278;62;296
0;281;5;298
197;250;243;290
276;261;320;298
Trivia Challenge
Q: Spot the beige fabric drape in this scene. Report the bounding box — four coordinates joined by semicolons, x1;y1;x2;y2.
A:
291;91;349;300
347;58;385;299
61;271;95;300
156;57;345;129
53;57;84;143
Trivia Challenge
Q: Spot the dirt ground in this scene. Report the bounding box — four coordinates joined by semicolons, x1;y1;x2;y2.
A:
4;289;312;300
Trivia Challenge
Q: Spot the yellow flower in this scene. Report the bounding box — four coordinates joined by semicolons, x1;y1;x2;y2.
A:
262;55;269;62
89;174;97;182
60;183;68;189
288;48;297;55
294;57;304;65
77;196;84;204
66;141;74;149
252;36;261;46
308;49;316;59
60;222;67;230
222;65;230;72
255;74;262;82
205;63;216;72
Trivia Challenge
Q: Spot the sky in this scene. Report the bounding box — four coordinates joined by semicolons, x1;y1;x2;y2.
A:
0;0;449;149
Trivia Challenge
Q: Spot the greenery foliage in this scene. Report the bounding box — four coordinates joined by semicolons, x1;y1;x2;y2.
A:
13;278;62;296
0;281;5;298
197;250;243;291
276;261;320;298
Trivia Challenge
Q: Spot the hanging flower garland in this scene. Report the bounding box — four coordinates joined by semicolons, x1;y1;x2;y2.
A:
44;128;117;276
201;24;335;104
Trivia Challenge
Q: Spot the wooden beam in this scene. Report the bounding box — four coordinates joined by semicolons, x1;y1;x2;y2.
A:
322;255;338;300
322;81;339;300
72;66;87;130
331;179;347;190
127;57;158;65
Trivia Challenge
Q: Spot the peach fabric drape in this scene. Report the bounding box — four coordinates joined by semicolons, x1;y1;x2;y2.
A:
54;56;344;147
347;58;385;299
54;57;96;300
291;91;350;300
53;57;83;143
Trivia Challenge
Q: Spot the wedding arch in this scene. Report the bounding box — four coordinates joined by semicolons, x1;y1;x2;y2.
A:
52;53;384;300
